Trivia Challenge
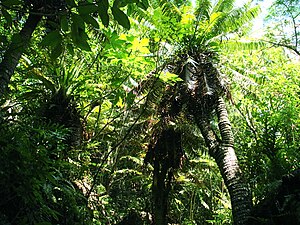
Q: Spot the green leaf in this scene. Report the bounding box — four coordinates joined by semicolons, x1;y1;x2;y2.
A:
98;0;110;27
71;14;91;51
71;13;85;29
137;0;149;10
159;72;183;83
71;22;79;42
60;15;69;31
76;38;91;51
78;4;98;15
81;14;99;29
73;30;91;51
40;31;62;48
111;6;130;29
1;8;12;26
51;43;63;60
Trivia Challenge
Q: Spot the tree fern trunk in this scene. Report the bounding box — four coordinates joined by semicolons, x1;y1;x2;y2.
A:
196;97;252;225
0;13;42;96
152;161;169;225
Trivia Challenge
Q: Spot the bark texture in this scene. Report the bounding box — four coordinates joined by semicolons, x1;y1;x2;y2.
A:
195;97;252;225
0;13;42;96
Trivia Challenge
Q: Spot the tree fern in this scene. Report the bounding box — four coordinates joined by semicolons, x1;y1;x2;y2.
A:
201;3;261;43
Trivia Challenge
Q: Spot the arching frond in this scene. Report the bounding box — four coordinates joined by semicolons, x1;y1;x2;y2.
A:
211;0;235;14
195;0;212;20
148;0;182;18
201;4;261;43
220;39;267;51
221;5;261;34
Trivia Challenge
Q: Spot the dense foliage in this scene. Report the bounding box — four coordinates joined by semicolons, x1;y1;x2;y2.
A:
0;0;299;224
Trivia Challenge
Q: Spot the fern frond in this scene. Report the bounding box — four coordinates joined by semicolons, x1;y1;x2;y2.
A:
220;39;268;51
201;4;260;43
211;0;235;14
221;5;261;34
195;0;212;20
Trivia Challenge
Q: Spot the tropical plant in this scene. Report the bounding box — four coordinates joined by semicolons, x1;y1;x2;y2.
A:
1;0;299;225
0;0;149;97
222;46;300;201
136;0;260;224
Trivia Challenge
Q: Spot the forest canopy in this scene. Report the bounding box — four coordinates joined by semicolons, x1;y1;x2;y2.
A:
0;0;299;225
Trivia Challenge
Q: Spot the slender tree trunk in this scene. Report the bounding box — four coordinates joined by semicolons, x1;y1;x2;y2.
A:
151;129;175;225
195;97;252;225
0;13;42;96
152;160;169;225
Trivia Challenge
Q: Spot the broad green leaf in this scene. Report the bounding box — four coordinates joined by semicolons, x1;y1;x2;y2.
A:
70;15;91;51
159;72;183;83
71;22;79;41
78;4;98;15
60;15;69;31
114;169;142;175
98;0;109;27
131;38;150;53
116;96;124;108
51;43;63;60
75;38;91;51
71;13;85;29
40;31;62;48
74;30;91;51
81;14;99;29
111;6;130;29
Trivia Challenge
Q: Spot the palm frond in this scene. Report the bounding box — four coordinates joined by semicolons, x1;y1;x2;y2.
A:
220;39;267;51
195;0;212;20
221;5;261;34
201;4;260;43
211;0;235;14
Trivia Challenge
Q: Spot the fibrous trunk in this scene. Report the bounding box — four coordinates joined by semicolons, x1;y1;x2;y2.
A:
0;13;42;96
195;97;252;225
147;128;183;225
